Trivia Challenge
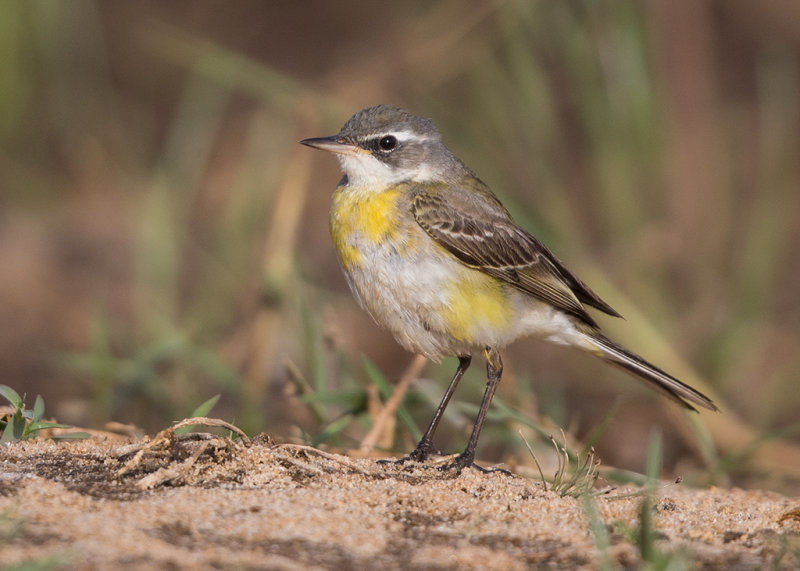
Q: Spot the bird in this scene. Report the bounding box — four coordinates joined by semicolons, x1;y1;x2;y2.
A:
300;104;717;473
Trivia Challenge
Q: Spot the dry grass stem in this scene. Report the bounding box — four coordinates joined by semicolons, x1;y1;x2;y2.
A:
359;354;427;452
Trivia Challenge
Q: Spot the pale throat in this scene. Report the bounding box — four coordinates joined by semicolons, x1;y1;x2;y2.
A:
336;153;439;190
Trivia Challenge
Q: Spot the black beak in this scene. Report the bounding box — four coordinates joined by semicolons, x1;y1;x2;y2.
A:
299;136;361;155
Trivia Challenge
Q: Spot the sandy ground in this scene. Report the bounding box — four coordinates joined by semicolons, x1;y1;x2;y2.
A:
2;427;799;570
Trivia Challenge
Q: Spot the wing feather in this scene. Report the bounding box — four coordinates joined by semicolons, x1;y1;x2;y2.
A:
411;185;622;327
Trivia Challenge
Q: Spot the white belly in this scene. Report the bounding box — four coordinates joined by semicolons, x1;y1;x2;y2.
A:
341;237;587;359
342;239;468;358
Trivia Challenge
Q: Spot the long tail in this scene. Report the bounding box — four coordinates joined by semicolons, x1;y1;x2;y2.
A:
585;333;718;412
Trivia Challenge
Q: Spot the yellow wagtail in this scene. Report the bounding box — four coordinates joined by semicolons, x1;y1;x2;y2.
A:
301;105;717;473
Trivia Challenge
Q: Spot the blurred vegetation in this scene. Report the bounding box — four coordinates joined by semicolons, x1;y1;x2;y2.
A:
1;0;799;492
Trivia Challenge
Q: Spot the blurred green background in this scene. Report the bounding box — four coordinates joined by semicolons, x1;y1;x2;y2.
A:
2;0;799;491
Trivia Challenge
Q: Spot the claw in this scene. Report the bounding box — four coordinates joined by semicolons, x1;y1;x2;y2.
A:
377;439;437;466
436;453;511;476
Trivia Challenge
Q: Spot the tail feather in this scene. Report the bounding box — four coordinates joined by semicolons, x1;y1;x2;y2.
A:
586;333;718;412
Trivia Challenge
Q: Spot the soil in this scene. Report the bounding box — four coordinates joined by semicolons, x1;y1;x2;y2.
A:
2;425;799;570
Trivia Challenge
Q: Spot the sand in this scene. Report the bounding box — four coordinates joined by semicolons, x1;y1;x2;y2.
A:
1;429;799;570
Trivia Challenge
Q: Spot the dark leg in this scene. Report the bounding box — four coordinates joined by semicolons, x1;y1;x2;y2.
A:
382;355;471;464
442;347;504;473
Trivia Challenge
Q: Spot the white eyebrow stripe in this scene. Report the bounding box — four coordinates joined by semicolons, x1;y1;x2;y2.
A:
359;130;431;144
391;130;430;143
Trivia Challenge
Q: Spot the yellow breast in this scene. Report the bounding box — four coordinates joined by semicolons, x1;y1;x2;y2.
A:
329;185;406;269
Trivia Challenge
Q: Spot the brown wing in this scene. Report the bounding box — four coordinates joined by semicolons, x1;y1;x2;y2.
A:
411;186;622;328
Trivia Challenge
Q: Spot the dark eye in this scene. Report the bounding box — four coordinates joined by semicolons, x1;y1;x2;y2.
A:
378;135;397;151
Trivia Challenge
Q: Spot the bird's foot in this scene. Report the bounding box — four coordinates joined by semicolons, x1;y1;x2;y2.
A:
437;452;511;476
377;439;437;467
